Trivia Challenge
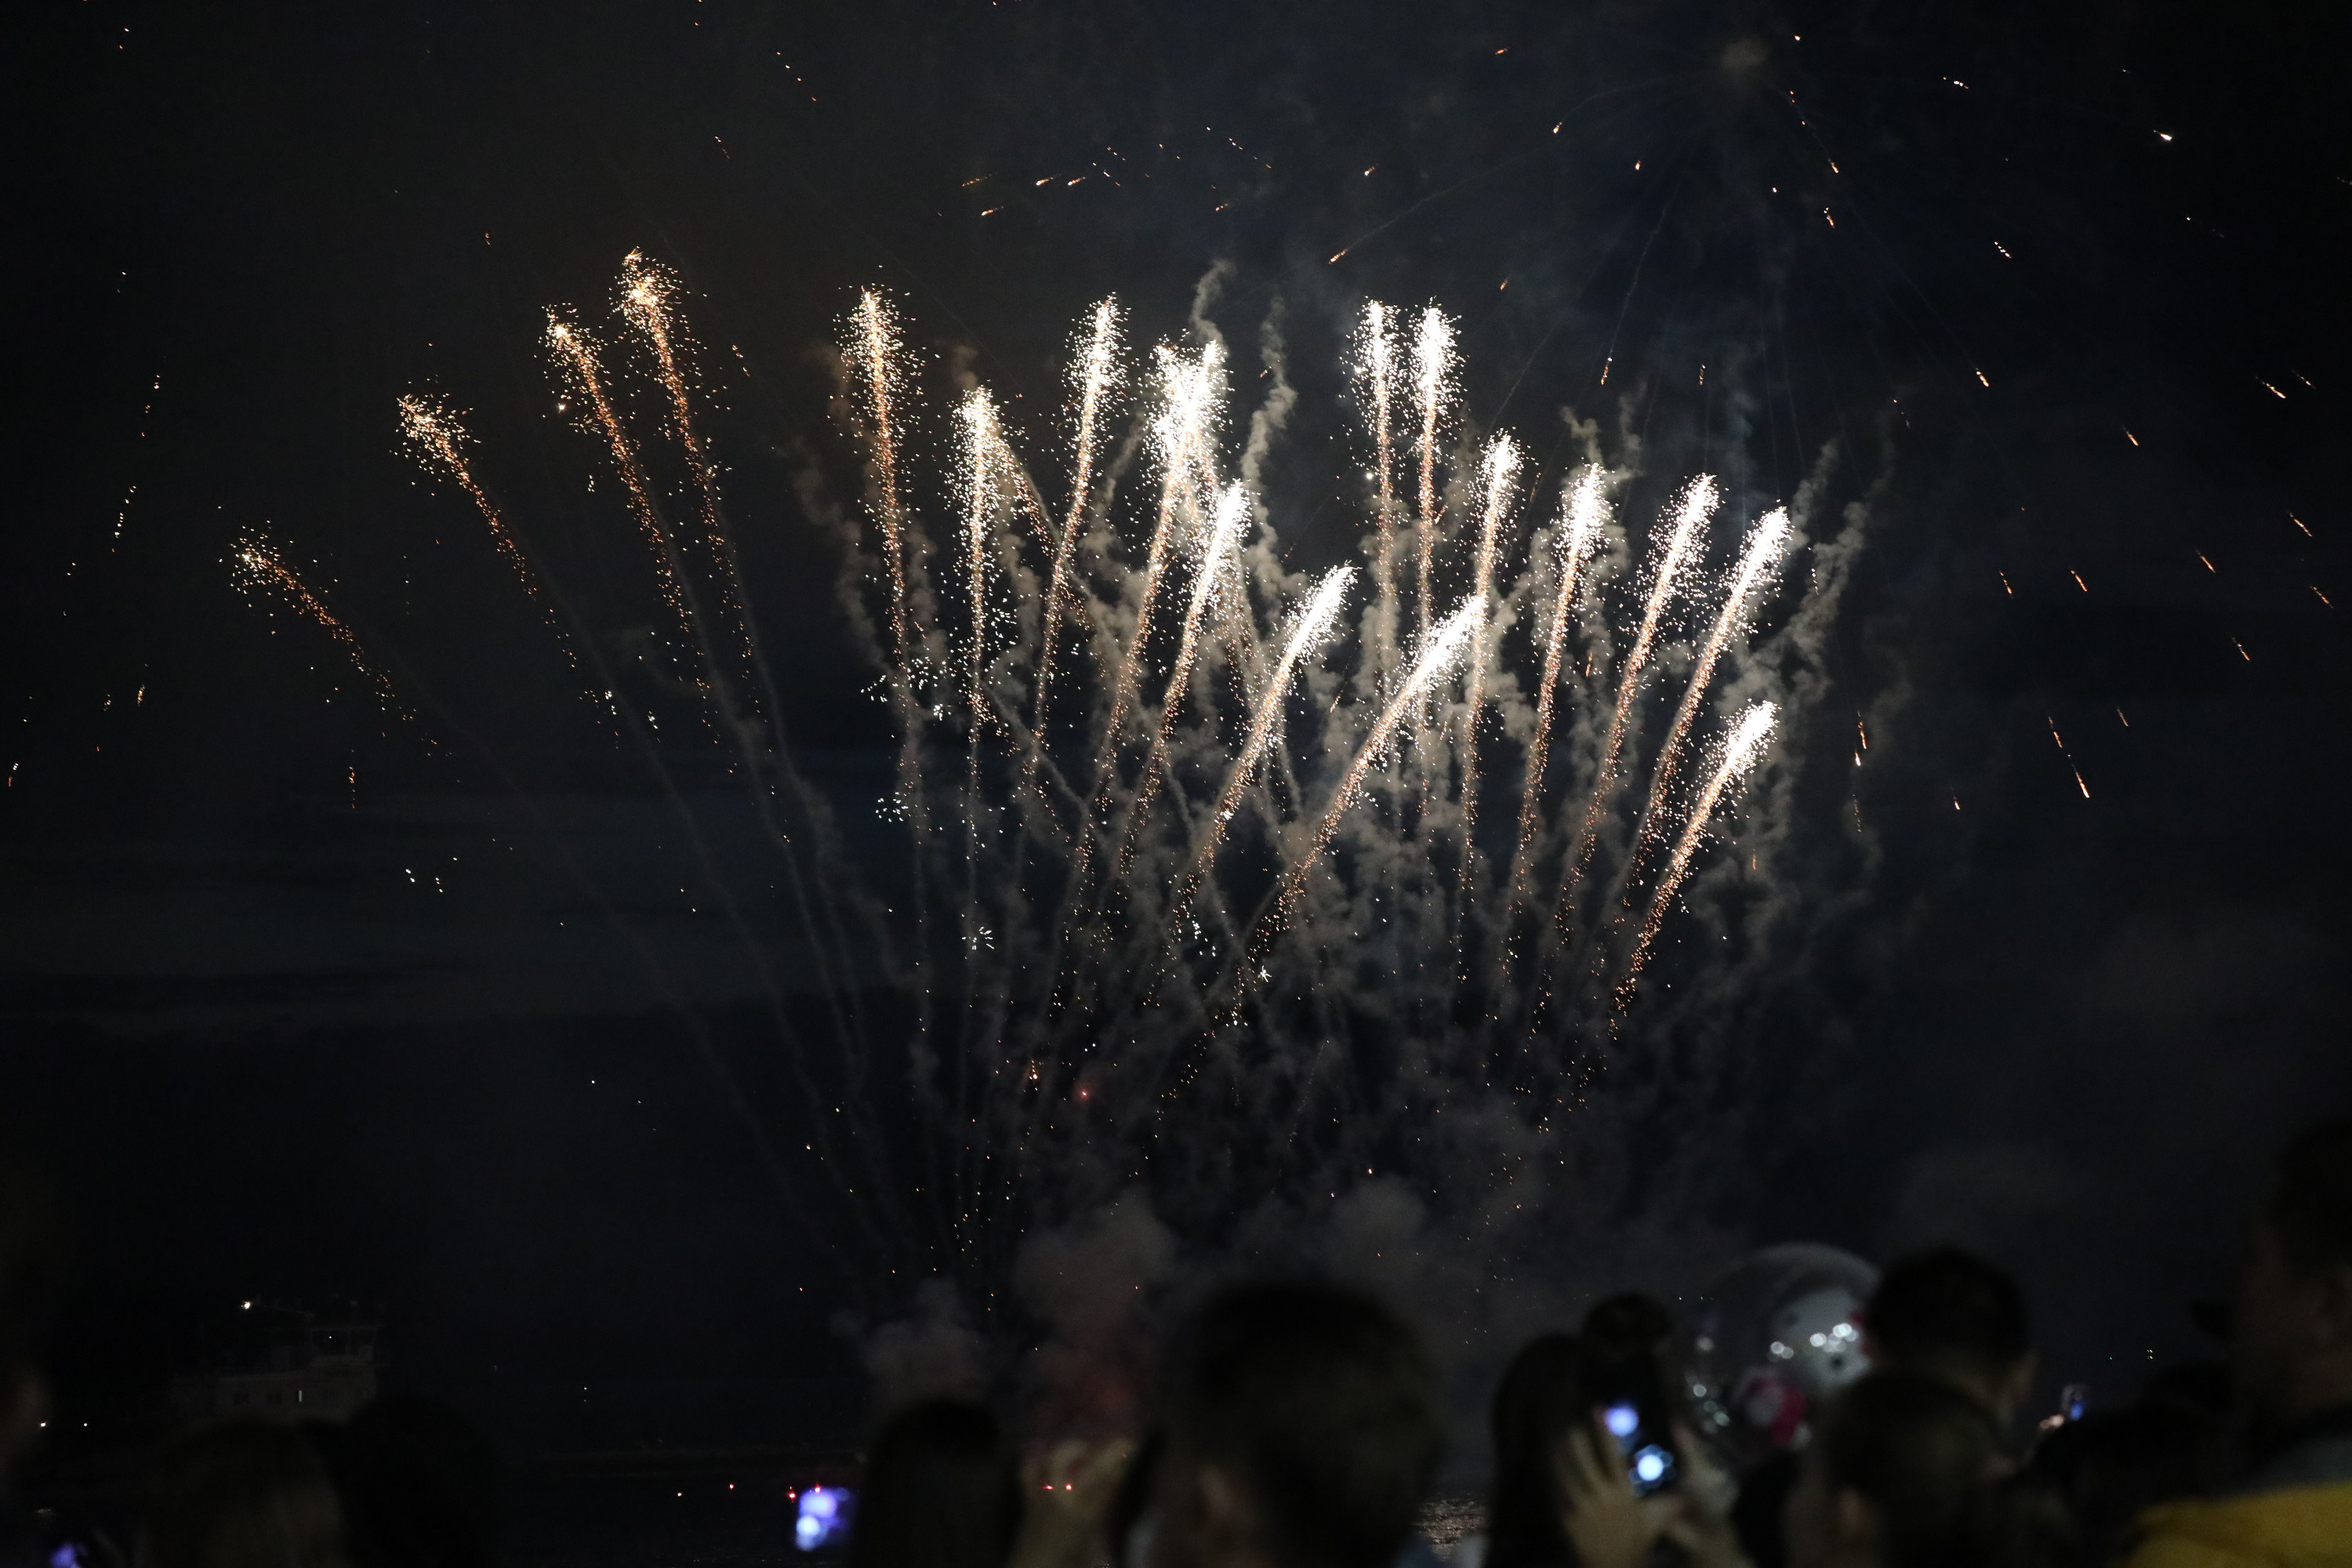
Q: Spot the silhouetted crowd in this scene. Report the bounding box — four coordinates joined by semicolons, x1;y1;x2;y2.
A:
5;1117;2351;1567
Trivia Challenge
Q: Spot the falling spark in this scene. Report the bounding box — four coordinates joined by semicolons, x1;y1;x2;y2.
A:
1504;470;1606;916
1455;433;1524;864
2292;514;2314;537
1632;507;1794;858
2071;570;2089;592
1620;702;1777;998
1176;567;1354;912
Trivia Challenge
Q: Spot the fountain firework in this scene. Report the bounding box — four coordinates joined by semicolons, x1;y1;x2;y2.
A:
241;257;1846;1310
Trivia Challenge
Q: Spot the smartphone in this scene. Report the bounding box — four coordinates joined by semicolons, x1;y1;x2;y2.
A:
1599;1399;1680;1495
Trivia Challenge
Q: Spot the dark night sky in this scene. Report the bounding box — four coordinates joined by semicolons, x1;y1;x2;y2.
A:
4;0;2350;1459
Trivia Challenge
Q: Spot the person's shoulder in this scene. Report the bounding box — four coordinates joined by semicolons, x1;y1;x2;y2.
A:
2125;1479;2352;1568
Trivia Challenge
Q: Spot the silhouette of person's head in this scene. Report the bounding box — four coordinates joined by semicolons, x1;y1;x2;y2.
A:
848;1398;1021;1568
1483;1334;1586;1568
312;1397;502;1568
1784;1371;2010;1568
145;1420;350;1568
1149;1282;1441;1568
2233;1115;2352;1431
1864;1249;2035;1424
0;1160;64;1485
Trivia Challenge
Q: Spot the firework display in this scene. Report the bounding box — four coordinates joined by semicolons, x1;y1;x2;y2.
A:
238;262;1843;1286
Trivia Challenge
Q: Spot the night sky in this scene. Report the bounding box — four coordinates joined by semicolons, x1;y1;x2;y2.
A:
5;0;2350;1465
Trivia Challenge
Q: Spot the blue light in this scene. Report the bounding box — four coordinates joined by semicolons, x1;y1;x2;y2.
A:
1602;1403;1640;1439
1632;1447;1671;1485
796;1486;855;1552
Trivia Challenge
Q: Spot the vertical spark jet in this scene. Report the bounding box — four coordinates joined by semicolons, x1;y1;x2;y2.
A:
1502;469;1608;923
956;390;1007;841
1551;476;1722;917
1029;299;1120;775
1618;701;1777;1001
1629;507;1792;864
1356;303;1402;656
1119;481;1251;869
1410;308;1457;642
1454;433;1524;888
843;291;915;673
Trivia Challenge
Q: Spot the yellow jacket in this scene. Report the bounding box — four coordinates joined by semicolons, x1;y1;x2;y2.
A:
2125;1480;2352;1568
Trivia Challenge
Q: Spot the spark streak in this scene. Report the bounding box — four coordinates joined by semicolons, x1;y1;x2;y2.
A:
842;292;914;670
957;390;1009;828
1619;701;1777;999
1356;303;1401;653
1176;567;1355;913
1455;433;1524;870
397;396;532;586
1120;481;1252;866
1031;299;1120;759
1631;506;1793;860
546;313;693;630
1083;342;1224;873
232;534;400;707
1271;599;1483;926
1552;476;1721;914
1411;308;1457;641
1503;469;1607;918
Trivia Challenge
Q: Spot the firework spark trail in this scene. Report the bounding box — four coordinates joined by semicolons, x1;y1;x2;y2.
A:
546;314;701;640
1454;434;1525;869
619;254;773;675
1118;480;1251;871
957;390;1008;840
1080;342;1224;875
1410;308;1457;644
613;256;905;1087
1502;469;1608;924
396;396;535;589
1629;506;1793;864
844;291;916;673
1550;475;1722;920
232;534;401;707
1172;566;1354;916
1357;303;1401;652
1619;701;1777;1000
1268;599;1483;930
1029;299;1120;779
